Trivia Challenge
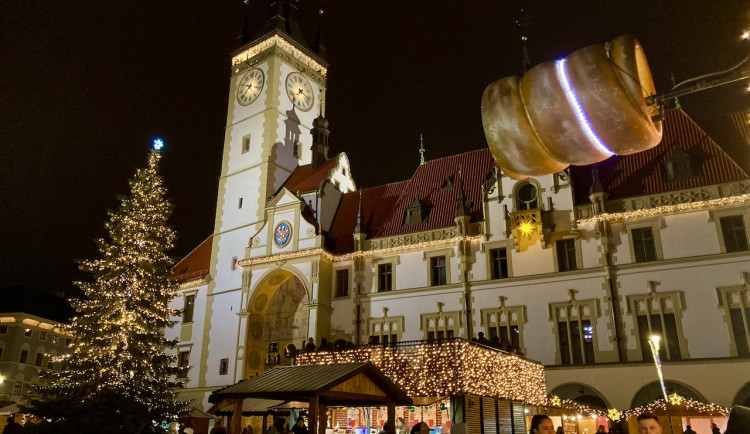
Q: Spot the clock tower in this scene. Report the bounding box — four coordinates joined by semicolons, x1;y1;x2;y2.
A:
197;0;328;387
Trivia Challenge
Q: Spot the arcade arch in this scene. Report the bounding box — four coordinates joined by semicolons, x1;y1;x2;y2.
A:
243;269;310;378
550;382;610;411
631;380;706;408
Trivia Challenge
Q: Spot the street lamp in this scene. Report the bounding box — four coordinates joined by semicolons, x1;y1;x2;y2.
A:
647;336;675;434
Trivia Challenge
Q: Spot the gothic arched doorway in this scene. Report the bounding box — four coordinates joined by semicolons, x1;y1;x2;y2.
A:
244;269;309;378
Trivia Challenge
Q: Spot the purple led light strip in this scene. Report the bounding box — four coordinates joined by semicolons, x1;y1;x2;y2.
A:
555;59;614;156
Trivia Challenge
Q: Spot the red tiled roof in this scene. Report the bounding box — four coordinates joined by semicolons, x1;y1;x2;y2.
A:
377;149;495;237
572;109;748;204
172;236;212;282
283;158;339;194
329;181;408;253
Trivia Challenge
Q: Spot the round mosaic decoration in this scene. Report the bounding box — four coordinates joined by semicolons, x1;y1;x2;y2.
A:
274;221;292;247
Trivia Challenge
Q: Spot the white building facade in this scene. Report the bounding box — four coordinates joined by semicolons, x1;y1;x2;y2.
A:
165;2;750;419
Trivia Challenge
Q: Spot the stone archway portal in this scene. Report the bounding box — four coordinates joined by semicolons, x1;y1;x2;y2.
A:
245;270;309;378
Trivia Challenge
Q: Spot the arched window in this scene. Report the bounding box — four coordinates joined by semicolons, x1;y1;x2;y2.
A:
515;182;539;211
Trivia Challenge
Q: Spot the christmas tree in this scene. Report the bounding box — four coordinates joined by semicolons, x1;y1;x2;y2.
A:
28;142;189;433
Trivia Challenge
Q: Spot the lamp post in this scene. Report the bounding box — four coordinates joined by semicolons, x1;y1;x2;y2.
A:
647;336;675;434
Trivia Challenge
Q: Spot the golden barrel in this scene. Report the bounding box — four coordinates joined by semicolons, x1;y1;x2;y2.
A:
481;35;662;180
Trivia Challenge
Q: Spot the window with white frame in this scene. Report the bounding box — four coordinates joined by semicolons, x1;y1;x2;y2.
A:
430;256;447;286
628;288;687;361
550;295;599;364
182;293;196;323
710;208;750;254
555;239;578;272
720;215;749;253
481;301;526;352
421;305;461;340
717;281;750;357
624;219;664;263
369;315;404;345
335;269;349;297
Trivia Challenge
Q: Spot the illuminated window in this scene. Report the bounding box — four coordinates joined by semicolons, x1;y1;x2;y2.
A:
489;248;509;279
183;294;195;324
720;216;749;253
51;335;59;345
19;349;29;364
39;331;47;341
24;328;32;338
430;256;447;286
219;358;229;375
335;269;349;297
632;228;657;263
378;264;392;292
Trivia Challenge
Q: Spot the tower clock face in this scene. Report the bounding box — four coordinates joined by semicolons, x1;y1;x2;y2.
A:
285;72;314;112
237;68;265;106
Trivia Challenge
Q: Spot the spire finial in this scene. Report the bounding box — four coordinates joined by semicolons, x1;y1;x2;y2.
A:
419;133;425;166
354;190;364;234
318;89;325;118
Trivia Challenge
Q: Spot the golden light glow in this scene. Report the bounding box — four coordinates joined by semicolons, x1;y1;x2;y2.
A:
577;194;750;225
518;220;534;236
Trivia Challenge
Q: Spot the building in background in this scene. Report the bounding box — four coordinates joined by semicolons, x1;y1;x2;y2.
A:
0;287;72;408
165;1;750;430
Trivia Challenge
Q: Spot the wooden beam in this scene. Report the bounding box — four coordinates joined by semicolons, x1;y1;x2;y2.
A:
318;401;328;434
387;398;396;434
231;400;243;434
309;396;319;434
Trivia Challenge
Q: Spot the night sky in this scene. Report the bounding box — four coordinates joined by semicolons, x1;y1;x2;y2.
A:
2;1;748;294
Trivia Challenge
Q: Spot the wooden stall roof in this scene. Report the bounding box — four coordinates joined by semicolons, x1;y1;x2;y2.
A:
216;362;412;407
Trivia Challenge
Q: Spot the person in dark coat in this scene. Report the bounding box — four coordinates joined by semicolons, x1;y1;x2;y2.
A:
291;416;308;434
2;416;22;434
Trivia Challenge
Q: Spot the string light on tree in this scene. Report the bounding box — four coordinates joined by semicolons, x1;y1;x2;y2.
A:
26;144;189;431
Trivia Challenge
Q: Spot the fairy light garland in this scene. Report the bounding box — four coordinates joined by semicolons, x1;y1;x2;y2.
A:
619;394;729;420
31;150;189;426
232;34;328;76
546;395;607;418
238;235;484;267
577;194;750;226
297;339;547;405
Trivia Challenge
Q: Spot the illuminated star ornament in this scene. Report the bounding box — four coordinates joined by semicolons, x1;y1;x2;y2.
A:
152;138;165;152
518;220;535;236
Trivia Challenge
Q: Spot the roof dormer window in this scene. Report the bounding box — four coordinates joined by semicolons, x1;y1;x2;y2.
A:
404;197;430;226
663;148;702;182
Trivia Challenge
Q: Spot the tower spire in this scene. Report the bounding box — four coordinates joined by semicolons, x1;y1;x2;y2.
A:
516;9;532;73
455;167;471;218
354;190;364;234
419;134;425;166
